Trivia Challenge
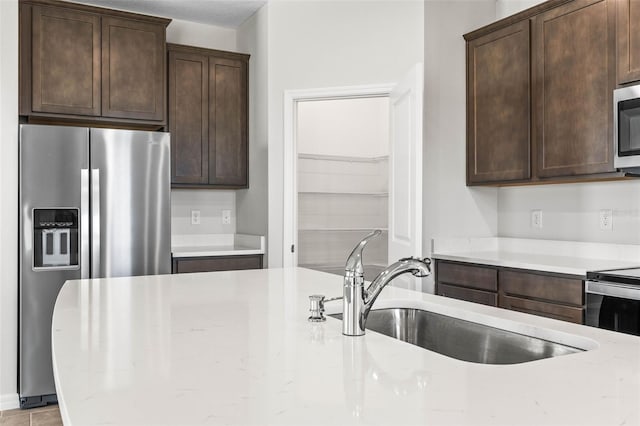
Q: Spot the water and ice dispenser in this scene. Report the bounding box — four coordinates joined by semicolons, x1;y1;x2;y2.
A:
33;209;78;269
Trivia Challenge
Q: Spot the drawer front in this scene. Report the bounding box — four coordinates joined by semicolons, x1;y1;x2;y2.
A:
499;294;584;324
173;255;263;274
437;283;498;307
500;270;583;306
437;261;497;292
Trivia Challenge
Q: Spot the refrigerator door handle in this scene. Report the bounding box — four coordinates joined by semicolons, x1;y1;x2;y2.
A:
91;168;100;278
80;169;90;279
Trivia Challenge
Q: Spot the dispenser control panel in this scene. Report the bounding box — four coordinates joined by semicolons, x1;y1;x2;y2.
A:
33;209;79;269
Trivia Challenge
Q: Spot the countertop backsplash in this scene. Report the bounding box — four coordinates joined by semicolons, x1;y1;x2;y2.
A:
171;189;236;235
498;180;640;245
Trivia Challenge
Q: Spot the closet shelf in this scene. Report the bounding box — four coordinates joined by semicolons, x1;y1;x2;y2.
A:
298;228;388;232
298;191;388;196
298;153;388;163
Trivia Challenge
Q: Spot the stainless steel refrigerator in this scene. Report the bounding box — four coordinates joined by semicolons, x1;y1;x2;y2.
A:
18;124;171;408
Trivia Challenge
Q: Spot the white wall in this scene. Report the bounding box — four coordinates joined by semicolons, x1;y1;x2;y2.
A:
422;1;499;292
166;18;236;49
297;97;389;158
236;6;269;251
0;0;19;410
267;0;424;267
496;0;542;18
166;20;241;238
495;0;640;246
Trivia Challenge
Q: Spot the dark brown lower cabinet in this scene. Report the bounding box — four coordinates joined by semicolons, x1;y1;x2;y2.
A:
498;294;583;324
437;283;497;307
435;261;498;307
434;260;585;324
172;255;263;274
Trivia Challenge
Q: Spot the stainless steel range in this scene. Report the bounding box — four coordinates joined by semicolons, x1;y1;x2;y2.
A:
585;268;640;336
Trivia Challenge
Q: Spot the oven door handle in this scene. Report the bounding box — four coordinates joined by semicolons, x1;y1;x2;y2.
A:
586;280;640;301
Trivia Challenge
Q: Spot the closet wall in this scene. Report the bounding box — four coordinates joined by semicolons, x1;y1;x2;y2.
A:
296;97;389;281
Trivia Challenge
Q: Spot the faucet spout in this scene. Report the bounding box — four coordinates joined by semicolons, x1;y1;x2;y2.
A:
362;257;431;321
341;233;431;336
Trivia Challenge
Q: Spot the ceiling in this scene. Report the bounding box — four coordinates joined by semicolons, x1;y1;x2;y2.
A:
72;0;267;28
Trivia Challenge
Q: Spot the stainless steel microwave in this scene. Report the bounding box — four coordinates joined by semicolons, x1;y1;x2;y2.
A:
614;84;640;172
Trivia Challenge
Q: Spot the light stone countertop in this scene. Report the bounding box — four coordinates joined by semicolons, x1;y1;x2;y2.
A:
432;237;640;276
171;233;265;258
51;267;640;425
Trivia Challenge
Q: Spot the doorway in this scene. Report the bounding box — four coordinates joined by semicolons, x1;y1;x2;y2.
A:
296;96;390;281
282;65;424;289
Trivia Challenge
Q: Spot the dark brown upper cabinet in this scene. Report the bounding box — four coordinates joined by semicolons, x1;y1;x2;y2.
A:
169;49;209;184
466;20;531;184
101;17;166;121
26;5;101;117
464;0;621;186
20;0;170;127
168;44;249;189
616;0;640;85
532;0;615;179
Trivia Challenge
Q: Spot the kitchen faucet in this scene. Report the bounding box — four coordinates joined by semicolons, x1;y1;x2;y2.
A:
342;230;431;336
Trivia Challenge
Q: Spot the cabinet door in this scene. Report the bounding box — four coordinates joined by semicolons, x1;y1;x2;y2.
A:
533;0;615;178
437;283;498;307
616;0;640;85
499;270;584;306
169;51;209;184
102;17;165;121
29;5;101;116
499;294;584;324
173;255;263;274
436;261;498;292
209;57;248;187
467;20;531;184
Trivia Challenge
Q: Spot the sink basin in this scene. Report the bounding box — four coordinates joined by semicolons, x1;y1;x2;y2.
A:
330;308;584;364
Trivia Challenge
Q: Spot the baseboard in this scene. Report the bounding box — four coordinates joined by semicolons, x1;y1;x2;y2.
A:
0;393;20;411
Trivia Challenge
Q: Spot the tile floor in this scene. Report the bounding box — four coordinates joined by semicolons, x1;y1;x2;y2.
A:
0;405;62;426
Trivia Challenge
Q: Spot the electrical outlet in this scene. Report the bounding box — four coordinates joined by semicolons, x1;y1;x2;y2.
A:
531;209;543;229
222;209;231;225
191;210;201;225
599;209;613;231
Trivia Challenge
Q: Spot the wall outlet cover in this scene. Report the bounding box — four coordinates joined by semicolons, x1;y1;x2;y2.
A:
191;210;201;225
222;209;231;225
599;209;613;231
531;209;543;229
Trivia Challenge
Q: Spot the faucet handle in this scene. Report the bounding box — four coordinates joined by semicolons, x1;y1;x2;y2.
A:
345;230;382;276
308;294;326;322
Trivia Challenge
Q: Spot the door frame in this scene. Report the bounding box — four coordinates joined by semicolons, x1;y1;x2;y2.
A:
282;84;394;267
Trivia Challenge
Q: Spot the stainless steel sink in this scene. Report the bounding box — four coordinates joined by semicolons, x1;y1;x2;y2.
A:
330;308;584;364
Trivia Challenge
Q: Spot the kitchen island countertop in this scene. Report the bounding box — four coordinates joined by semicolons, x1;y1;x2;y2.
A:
52;267;640;425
